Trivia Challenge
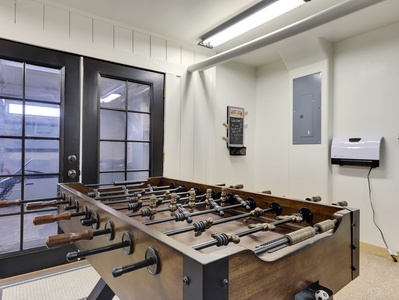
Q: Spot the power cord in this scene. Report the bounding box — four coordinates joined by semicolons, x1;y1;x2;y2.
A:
367;166;397;262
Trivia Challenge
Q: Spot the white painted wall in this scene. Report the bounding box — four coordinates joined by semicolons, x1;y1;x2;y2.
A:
166;61;257;188
252;23;399;251
332;22;399;250
255;60;290;196
210;62;257;189
254;39;333;200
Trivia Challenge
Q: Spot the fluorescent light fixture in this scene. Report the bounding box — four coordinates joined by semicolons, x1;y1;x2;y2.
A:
100;93;121;103
9;103;60;117
199;0;310;48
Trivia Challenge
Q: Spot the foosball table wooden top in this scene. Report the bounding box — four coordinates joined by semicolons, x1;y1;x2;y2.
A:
56;177;359;300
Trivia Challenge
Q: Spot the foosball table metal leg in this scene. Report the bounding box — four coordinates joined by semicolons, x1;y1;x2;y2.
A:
183;256;229;300
348;207;360;279
87;278;115;300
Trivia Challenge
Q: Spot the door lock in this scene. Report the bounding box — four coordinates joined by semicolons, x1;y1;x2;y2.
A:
67;169;77;179
68;155;77;163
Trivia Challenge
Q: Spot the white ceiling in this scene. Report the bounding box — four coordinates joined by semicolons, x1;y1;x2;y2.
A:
46;0;399;67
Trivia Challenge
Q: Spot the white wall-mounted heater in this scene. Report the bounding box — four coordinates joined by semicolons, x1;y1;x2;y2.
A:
331;136;383;167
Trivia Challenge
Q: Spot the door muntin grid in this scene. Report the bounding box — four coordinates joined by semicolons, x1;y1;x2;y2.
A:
0;59;62;255
99;77;151;184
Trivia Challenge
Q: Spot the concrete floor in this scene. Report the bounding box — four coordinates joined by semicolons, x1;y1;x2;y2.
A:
335;250;399;299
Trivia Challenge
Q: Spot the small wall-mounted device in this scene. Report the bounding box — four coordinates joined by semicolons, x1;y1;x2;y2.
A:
331;136;383;167
226;106;246;156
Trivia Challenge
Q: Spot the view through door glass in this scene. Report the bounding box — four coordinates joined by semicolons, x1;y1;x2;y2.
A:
99;77;151;184
0;59;61;254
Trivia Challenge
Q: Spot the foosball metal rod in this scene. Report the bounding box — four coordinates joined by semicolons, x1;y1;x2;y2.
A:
89;184;183;200
114;193;205;211
192;208;313;251
85;179;146;188
163;202;282;236
66;232;133;262
112;247;160;277
87;183;173;197
124;189;220;216
102;189;193;205
253;219;338;255
125;189;220;217
142;197;256;226
113;256;155;277
126;197;209;217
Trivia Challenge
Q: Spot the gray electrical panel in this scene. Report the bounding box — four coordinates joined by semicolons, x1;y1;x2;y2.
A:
293;73;321;144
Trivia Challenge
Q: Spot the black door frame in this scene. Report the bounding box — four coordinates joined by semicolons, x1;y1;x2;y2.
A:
0;39;80;278
82;58;165;184
0;39;81;184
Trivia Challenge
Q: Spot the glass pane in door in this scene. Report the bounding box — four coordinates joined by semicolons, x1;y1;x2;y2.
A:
100;141;125;172
98;76;152;184
127;82;150;112
0;215;20;254
22;174;59;250
24;102;60;138
0;99;23;136
0;60;62;255
25;139;60;173
127;113;150;141
127;142;149;170
0;59;23;98
99;77;126;110
127;171;149;181
25;64;61;102
0;138;22;206
100;110;126;140
23;210;58;250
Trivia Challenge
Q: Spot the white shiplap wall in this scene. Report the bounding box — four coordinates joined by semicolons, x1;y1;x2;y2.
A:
0;0;215;182
0;0;212;75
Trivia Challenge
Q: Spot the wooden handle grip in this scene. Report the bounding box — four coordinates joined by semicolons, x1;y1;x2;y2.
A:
305;196;322;202
26;200;59;210
33;211;71;225
45;229;94;248
0;199;23;208
261;190;272;195
230;184;244;189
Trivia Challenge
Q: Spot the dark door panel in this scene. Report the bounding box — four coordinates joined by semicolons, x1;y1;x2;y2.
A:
82;58;164;184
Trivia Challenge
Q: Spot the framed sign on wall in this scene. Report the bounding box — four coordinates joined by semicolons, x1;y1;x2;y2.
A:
227;106;246;155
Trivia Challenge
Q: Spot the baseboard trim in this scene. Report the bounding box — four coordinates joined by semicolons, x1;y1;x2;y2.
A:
360;242;397;260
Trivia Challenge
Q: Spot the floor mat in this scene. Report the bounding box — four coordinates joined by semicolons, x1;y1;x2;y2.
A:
0;263;100;300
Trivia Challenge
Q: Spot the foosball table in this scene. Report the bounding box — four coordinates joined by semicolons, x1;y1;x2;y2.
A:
28;177;359;300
